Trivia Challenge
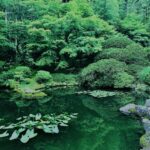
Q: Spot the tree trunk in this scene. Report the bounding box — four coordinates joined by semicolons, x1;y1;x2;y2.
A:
62;0;70;3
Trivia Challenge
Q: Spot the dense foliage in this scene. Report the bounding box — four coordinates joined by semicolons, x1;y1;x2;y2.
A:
0;0;150;90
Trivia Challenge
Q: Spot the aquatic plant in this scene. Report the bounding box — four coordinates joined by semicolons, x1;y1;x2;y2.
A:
0;113;77;143
77;90;118;98
88;90;117;98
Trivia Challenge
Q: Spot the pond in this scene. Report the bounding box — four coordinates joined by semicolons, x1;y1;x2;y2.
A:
0;88;145;150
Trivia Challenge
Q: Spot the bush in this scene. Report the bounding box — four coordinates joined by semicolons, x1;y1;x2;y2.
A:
80;59;129;89
119;14;149;46
13;66;31;80
144;47;150;61
128;64;144;76
103;36;133;49
52;73;78;85
0;70;14;86
0;60;5;70
14;66;31;74
35;70;53;83
114;72;135;88
138;67;150;85
96;43;148;65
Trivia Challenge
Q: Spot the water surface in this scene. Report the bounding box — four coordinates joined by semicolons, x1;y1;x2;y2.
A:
0;88;144;150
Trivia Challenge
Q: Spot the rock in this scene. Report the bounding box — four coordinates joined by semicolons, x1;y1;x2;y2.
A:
120;102;150;150
140;134;150;148
145;99;150;107
141;147;150;150
119;103;136;115
24;88;35;94
142;118;150;133
136;106;148;117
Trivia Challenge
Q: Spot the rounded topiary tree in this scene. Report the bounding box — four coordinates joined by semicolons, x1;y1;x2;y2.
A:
114;72;135;88
13;66;31;80
103;36;133;49
35;70;53;83
80;58;132;89
138;67;150;85
96;43;147;66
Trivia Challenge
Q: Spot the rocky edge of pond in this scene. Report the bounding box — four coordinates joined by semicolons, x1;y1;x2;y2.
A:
120;100;150;150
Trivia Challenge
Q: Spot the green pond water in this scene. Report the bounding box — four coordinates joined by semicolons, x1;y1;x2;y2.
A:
0;88;145;150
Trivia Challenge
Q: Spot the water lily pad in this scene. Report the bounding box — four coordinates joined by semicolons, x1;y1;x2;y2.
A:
0;131;9;138
50;125;59;134
59;123;68;127
4;124;15;129
20;133;30;143
0;113;77;143
35;113;42;120
43;125;59;134
0;126;5;129
18;128;25;133
9;130;20;140
26;129;37;139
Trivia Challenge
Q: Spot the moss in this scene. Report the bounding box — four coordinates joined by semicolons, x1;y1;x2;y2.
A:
14;78;47;99
129;107;136;113
140;134;150;148
21;91;47;99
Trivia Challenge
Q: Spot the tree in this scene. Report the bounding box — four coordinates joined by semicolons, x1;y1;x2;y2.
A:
90;0;120;22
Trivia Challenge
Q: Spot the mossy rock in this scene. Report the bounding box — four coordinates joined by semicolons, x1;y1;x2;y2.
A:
140;134;150;148
129;107;136;113
22;92;47;99
16;88;47;99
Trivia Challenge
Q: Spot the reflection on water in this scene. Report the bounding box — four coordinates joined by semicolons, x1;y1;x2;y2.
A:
0;88;144;150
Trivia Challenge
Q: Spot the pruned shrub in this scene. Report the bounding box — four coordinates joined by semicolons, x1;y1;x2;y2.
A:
114;72;135;88
138;67;150;85
96;43;148;65
80;59;130;89
103;36;133;49
35;70;53;83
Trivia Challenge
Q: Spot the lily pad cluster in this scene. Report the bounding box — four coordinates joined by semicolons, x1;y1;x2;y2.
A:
77;90;117;98
0;113;77;143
